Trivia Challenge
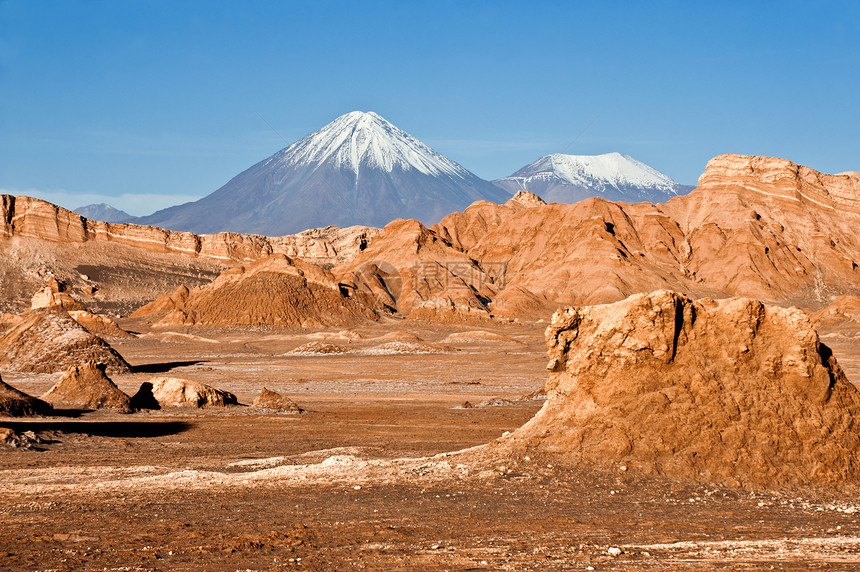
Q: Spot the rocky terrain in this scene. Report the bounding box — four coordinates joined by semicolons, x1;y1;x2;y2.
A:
2;153;860;569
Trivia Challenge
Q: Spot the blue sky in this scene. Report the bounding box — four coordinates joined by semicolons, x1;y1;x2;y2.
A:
1;0;858;215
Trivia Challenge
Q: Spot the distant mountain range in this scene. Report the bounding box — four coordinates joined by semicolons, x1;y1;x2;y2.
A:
492;152;693;204
76;112;694;235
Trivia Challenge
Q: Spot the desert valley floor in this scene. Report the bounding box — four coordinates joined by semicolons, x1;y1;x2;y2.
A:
3;317;860;571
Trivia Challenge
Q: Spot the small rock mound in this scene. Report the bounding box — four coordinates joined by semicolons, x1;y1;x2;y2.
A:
506;190;546;209
0;376;52;416
442;330;520;344
289;341;350;355
0;307;130;374
41;361;133;412
812;296;860;328
30;283;134;339
377;331;423;342
503;290;860;489
363;341;453;355
253;388;303;413
138;377;237;408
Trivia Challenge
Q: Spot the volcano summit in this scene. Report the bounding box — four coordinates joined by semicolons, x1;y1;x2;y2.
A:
136;111;509;235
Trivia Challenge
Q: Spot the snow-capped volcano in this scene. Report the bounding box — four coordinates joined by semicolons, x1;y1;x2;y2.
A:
136;111;509;235
493;152;692;204
275;111;467;177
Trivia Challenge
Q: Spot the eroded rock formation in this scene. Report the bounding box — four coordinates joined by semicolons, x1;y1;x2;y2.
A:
131;254;378;327
137;377;238;408
42;361;133;412
501;290;860;489
0;307;131;374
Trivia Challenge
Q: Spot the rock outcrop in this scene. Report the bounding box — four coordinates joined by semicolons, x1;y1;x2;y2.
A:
0;307;131;374
41;361;133;412
501;290;860;489
252;388;303;413
136;377;238;408
0;376;52;416
132;254;378;327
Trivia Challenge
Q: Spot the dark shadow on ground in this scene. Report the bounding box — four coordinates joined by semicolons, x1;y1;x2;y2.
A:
131;360;206;374
0;420;193;438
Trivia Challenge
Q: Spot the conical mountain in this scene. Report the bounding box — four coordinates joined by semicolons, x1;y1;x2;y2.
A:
137;111;510;235
493;152;693;204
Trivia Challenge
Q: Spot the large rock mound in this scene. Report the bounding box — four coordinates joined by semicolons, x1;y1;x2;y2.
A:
0;307;131;374
132;254;378;328
41;361;133;412
0;376;52;416
503;290;860;489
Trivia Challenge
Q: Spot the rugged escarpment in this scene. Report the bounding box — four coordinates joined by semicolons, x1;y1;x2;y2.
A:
500;290;860;489
340;154;860;319
3;155;859;322
132;254;378;327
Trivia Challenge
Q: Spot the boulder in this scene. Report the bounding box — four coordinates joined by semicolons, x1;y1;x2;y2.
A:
140;377;238;408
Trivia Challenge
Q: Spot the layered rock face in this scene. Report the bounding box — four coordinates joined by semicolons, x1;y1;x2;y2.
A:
132;254;378;327
41;361;133;412
1;195;380;264
0;307;131;374
502;290;860;489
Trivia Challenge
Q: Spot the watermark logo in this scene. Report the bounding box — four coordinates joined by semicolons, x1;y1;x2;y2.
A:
410;260;507;290
354;260;403;308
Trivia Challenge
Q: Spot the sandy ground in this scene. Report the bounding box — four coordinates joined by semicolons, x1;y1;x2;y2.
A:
2;318;860;570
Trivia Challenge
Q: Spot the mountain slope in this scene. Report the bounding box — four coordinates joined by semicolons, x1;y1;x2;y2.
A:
74;203;134;223
137;111;510;235
493;152;693;204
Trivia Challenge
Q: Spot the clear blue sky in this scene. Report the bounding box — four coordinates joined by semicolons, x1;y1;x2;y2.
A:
1;0;858;215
